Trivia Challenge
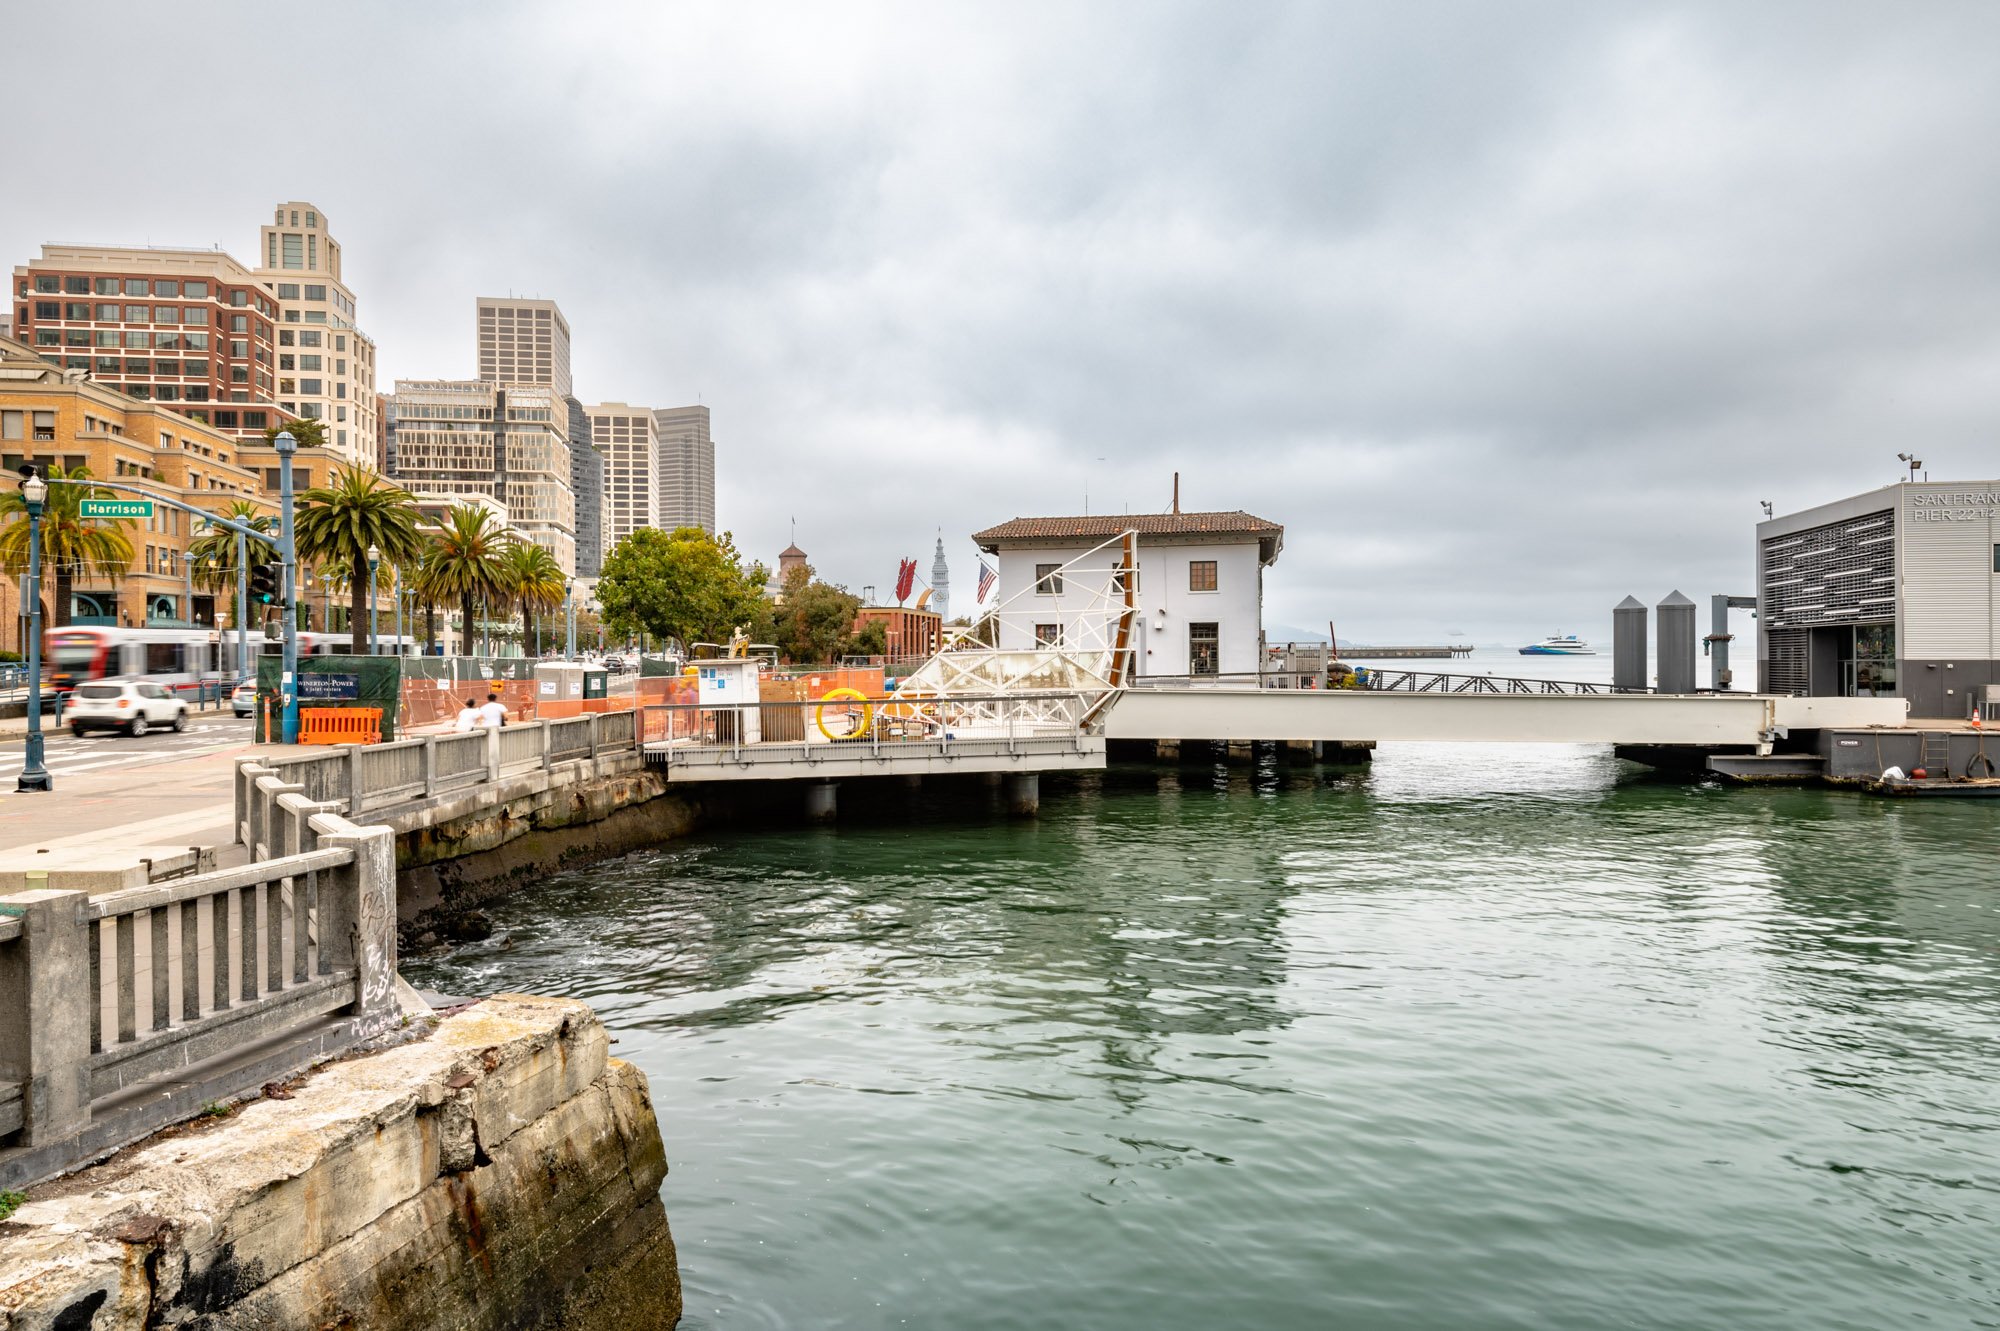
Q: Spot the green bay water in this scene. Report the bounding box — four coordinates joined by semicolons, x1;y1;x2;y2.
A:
406;746;2000;1330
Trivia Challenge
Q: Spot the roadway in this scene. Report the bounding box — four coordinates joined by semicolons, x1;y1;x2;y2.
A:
0;715;258;863
0;715;253;782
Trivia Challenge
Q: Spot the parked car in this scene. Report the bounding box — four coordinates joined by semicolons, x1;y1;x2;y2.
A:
231;679;257;718
64;680;190;737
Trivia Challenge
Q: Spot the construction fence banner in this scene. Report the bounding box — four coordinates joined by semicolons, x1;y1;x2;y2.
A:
255;654;404;742
398;656;543;731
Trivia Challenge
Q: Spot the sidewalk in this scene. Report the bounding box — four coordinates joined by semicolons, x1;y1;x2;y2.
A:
0;743;254;872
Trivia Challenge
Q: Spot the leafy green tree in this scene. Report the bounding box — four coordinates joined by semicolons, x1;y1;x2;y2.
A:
294;466;423;651
188;501;276;628
499;541;566;654
771;566;863;664
596;527;766;650
417;505;512;655
263;418;327;450
843;618;889;658
0;465;134;627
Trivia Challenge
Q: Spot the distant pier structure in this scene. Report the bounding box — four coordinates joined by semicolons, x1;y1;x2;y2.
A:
1335;644;1476;659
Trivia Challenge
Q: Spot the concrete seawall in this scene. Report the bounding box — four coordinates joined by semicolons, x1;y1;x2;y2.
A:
0;994;681;1330
385;759;705;942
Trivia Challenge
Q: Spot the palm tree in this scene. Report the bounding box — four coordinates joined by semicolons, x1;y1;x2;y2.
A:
0;465;135;628
410;543;442;654
188;501;276;627
417;505;511;656
293;466;422;653
499;541;566;655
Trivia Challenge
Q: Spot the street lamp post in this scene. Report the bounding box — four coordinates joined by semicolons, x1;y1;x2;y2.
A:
367;543;380;657
17;469;50;792
274;430;301;745
233;528;249;682
392;566;404;657
565;580;576;659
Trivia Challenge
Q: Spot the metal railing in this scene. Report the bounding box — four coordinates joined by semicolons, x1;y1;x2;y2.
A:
1357;670;1656;696
237;714;644;846
1128;669;1657;696
637;691;1091;770
1;798;397;1186
236;692;1074;835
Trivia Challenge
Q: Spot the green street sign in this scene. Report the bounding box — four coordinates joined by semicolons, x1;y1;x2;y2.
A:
80;499;153;519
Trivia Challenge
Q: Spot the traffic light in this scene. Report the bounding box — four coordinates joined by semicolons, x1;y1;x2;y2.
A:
249;563;282;606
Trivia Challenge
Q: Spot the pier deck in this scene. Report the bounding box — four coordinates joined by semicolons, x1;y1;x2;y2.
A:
1103;687;1905;746
638;692;1106;782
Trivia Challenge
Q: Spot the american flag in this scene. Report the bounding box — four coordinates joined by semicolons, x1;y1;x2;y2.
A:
976;560;997;602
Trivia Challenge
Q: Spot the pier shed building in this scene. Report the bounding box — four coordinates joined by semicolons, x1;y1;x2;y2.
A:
972;511;1282;679
1757;479;2000;717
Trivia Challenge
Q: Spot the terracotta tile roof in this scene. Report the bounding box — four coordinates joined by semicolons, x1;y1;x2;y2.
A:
972;511;1283;543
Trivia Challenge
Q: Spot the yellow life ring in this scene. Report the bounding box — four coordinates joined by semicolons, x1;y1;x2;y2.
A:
815;687;875;741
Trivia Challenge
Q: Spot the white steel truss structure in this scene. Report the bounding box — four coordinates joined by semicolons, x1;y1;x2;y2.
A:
900;531;1137;722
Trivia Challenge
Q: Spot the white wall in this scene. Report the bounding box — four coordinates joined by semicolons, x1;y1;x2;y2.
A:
1898;483;2000;660
990;538;1266;675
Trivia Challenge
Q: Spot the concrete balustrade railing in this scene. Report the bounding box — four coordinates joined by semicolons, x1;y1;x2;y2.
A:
235;714;644;850
0;801;397;1188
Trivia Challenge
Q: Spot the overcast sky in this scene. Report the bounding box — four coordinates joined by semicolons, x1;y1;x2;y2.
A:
10;2;1999;641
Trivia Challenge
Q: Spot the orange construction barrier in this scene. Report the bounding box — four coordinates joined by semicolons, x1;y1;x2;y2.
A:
300;707;383;745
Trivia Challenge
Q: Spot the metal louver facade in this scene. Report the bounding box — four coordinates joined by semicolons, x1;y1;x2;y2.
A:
1758;509;1895;630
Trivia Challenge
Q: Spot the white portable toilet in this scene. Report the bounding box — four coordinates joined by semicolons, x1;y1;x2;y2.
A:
694;657;762;744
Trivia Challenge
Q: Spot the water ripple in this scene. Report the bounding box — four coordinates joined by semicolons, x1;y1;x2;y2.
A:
408;746;2000;1330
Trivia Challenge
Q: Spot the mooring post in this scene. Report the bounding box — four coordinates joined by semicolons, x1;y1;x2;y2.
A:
1613;595;1647;692
805;780;838;823
1657;590;1698;694
1004;772;1039;816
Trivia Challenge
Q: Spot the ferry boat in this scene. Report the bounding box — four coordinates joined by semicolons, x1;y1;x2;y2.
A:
1519;635;1596;656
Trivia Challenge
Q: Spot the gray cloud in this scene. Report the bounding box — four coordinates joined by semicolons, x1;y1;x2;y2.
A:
9;0;2000;641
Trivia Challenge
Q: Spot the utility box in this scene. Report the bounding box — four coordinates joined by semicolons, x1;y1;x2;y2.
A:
534;662;589;704
582;669;608;700
1657;590;1698;694
695;658;762;744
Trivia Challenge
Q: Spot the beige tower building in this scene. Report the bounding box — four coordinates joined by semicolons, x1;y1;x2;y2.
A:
390;379;577;576
588;404;658;553
477;298;571;399
653;404;715;534
253;203;377;467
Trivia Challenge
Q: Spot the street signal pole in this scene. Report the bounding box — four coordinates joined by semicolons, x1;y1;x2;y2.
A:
275;431;300;744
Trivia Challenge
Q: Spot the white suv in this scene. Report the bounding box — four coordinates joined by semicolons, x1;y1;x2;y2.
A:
64;680;190;737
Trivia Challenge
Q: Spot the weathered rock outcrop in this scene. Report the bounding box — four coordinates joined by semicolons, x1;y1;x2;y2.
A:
0;994;680;1330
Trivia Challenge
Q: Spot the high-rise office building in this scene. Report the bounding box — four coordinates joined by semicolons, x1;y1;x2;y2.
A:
253;203;378;467
376;391;393;472
390;379;577;576
567;395;603;578
11;245;282;440
476;298;571;399
653;404;715;534
587;404;657;552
